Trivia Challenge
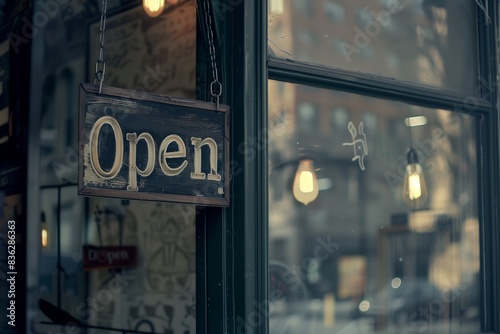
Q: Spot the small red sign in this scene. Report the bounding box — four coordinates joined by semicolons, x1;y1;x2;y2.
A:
82;245;137;271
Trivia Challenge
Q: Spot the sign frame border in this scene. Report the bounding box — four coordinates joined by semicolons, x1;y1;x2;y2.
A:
78;83;230;207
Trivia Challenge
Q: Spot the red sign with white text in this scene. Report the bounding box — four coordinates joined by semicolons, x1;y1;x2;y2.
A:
82;245;137;271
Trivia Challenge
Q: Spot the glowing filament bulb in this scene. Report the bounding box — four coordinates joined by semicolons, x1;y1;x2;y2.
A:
42;227;48;248
293;159;319;205
300;171;314;192
143;0;165;17
408;173;422;199
403;149;427;208
41;212;48;248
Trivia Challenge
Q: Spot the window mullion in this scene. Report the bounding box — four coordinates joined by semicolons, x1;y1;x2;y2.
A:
268;57;491;115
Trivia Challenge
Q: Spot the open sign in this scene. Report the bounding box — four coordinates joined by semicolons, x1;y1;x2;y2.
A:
78;84;230;206
82;245;137;270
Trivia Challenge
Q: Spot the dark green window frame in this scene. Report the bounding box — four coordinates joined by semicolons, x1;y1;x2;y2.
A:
197;1;500;333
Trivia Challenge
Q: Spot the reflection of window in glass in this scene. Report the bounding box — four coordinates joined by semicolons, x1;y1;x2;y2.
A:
416;25;435;47
292;0;313;15
297;102;318;133
306;258;320;284
322;1;345;23
430;6;448;37
269;80;481;334
356;8;372;26
362;112;377;134
338;256;367;298
330;107;348;130
269;0;284;14
268;0;478;93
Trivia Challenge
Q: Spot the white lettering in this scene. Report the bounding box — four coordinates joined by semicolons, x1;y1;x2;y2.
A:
126;132;156;191
191;137;222;181
159;135;188;176
87;117;223;190
89;116;123;179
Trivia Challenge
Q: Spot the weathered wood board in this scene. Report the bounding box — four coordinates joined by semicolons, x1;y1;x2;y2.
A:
78;83;230;207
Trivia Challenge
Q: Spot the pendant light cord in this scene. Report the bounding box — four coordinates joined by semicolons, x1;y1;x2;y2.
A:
408;116;413;150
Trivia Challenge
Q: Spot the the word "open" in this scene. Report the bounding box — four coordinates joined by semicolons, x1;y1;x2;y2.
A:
89;115;221;192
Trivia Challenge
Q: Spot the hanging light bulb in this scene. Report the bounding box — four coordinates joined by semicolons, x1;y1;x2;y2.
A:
293;159;319;205
403;149;428;208
143;0;166;17
41;212;48;248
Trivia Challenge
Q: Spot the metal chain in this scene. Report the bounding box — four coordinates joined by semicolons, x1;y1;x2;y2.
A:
203;0;222;110
94;0;108;94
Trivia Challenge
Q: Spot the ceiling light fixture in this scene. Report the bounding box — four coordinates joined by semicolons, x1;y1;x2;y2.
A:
403;119;428;208
143;0;166;17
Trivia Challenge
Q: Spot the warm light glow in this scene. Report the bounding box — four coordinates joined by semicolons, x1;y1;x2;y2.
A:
391;277;402;289
405;116;428;127
299;171;314;192
143;0;166;17
409;210;438;232
323;293;335;327
403;163;428;208
269;0;284;14
42;227;48;248
293;159;319;205
408;173;422;199
359;300;370;312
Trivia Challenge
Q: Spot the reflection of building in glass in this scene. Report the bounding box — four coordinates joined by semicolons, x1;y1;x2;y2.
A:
269;0;477;92
268;74;480;332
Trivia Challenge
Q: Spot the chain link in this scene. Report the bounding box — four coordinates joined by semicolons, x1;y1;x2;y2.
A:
94;0;108;94
203;0;222;110
93;0;219;101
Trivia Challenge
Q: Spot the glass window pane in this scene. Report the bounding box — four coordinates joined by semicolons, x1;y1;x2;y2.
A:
268;0;478;93
268;80;481;333
36;2;198;333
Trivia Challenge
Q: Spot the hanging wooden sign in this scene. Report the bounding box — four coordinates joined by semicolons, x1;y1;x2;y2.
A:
78;84;230;207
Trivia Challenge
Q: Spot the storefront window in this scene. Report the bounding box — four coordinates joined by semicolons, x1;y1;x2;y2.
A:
268;0;478;93
36;1;197;333
268;80;481;333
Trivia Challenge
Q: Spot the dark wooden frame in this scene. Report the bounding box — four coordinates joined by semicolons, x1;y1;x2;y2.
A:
78;83;230;207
